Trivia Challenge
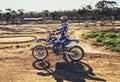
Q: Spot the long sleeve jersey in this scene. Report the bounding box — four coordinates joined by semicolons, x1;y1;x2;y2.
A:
56;23;68;41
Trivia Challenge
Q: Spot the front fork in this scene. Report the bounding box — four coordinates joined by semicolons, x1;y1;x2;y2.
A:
64;48;75;56
39;41;48;54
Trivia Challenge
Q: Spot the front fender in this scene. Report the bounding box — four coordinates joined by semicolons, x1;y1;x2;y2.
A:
36;38;47;43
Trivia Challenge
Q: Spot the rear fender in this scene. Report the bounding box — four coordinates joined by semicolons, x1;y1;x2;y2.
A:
65;39;80;48
70;38;80;43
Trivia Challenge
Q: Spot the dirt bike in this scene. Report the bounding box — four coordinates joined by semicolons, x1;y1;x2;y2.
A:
32;30;84;61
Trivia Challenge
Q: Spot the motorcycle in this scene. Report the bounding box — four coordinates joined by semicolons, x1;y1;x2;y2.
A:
32;30;84;61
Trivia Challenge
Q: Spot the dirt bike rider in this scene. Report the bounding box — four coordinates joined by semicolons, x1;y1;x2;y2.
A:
51;15;69;55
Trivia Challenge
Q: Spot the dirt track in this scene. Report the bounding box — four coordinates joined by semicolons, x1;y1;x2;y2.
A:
0;24;120;82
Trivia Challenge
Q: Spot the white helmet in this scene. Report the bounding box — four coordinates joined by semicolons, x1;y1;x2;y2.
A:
60;15;68;22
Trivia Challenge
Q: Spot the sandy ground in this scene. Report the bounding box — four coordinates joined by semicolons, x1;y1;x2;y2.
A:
0;24;120;82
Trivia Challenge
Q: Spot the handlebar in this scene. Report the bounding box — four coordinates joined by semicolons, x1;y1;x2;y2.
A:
48;31;55;36
51;28;59;32
48;29;59;35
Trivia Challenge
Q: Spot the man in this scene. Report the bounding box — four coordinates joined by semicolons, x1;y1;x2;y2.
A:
53;15;69;55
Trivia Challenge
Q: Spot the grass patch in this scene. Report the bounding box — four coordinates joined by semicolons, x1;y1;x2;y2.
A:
85;32;120;52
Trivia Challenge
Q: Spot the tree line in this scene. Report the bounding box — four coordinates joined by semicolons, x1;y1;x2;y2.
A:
0;0;120;25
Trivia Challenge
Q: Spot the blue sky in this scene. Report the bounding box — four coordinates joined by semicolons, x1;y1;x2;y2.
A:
0;0;120;12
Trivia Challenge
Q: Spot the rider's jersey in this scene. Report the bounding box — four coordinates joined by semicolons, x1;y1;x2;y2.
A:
56;23;68;41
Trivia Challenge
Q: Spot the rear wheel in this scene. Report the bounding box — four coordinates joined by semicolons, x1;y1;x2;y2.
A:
71;61;94;73
68;46;84;61
32;45;48;60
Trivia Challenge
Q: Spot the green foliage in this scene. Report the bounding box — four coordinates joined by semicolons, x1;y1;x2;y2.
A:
116;34;120;38
85;32;120;52
86;32;99;38
110;47;120;52
96;37;104;42
103;39;117;47
104;32;117;39
96;33;105;42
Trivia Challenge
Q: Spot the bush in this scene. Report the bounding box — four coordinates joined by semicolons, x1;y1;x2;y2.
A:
104;33;117;39
96;37;104;42
85;32;120;52
86;32;99;38
116;33;120;38
110;47;120;52
96;33;105;42
103;39;115;47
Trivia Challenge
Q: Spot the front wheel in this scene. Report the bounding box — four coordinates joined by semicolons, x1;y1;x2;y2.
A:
68;46;84;61
32;60;50;70
32;45;48;60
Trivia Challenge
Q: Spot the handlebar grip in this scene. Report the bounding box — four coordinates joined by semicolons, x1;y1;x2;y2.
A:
56;28;59;31
52;30;56;32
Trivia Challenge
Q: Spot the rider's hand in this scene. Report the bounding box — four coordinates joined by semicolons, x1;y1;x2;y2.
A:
49;31;55;35
52;30;56;33
56;28;59;31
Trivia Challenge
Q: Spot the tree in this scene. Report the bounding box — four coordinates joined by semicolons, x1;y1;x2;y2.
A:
50;12;56;22
11;10;17;23
18;9;24;22
6;8;12;13
95;0;117;26
4;8;12;23
42;10;49;22
77;5;93;26
0;10;2;21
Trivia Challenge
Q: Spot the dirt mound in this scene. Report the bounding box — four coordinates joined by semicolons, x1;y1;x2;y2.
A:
0;36;36;44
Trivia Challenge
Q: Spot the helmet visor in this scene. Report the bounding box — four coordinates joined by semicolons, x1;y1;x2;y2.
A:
61;19;67;23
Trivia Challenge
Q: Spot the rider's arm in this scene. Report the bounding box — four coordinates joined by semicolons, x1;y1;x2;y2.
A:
55;25;68;34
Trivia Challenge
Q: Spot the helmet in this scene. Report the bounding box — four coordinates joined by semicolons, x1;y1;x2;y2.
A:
60;15;68;23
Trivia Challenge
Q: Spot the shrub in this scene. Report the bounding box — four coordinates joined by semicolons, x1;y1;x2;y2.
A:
110;47;120;52
103;39;115;47
104;33;117;39
96;33;105;42
103;39;120;46
86;32;99;38
96;37;104;42
85;32;120;52
116;33;120;38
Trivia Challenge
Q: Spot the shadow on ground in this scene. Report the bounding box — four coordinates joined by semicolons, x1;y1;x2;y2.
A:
32;60;106;82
